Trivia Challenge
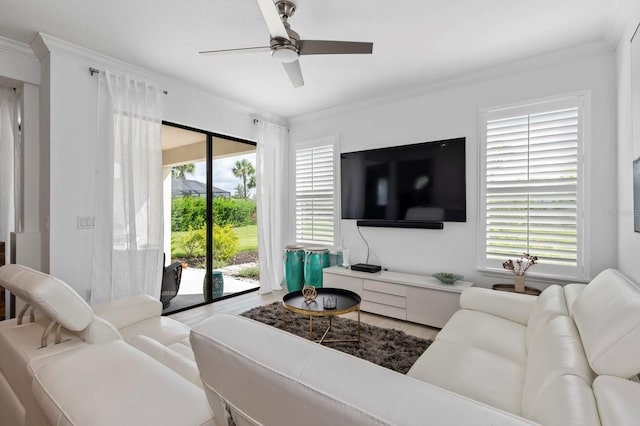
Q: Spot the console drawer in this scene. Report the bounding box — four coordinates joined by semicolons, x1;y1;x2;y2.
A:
362;290;406;308
323;273;363;297
363;279;407;296
361;301;406;320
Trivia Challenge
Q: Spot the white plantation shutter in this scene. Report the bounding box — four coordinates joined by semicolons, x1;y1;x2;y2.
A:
295;143;337;246
480;96;585;278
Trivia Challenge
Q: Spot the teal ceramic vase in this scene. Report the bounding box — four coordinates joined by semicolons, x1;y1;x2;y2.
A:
304;247;330;288
212;270;224;299
204;270;225;300
283;245;305;292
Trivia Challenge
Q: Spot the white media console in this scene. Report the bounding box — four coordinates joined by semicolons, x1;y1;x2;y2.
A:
323;266;473;328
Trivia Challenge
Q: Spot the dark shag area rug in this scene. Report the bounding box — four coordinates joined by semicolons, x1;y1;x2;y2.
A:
241;302;432;374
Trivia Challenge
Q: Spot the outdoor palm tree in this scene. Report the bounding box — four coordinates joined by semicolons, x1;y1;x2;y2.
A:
232;159;256;199
172;163;195;180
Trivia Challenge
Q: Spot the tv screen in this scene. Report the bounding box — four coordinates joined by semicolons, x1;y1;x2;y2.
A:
341;137;466;223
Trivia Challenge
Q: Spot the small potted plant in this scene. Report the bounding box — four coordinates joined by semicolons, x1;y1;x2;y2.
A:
502;253;538;293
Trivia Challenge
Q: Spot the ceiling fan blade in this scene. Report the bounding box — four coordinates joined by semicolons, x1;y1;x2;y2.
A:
256;0;290;40
299;40;373;56
282;60;304;87
199;46;270;56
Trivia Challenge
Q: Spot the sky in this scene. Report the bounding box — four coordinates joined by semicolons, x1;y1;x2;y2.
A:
191;153;256;196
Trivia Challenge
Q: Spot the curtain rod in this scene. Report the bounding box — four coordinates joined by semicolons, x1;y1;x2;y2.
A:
88;67;168;95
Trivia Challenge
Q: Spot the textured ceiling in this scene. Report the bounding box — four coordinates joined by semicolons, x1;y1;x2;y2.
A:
0;0;627;118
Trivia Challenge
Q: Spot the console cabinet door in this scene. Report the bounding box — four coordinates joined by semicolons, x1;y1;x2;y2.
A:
406;287;461;328
322;272;363;297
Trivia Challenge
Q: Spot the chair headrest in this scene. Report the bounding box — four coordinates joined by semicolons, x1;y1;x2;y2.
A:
0;264;94;332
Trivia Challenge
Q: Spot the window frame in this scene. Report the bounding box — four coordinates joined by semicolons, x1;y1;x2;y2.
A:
291;135;340;250
477;92;590;281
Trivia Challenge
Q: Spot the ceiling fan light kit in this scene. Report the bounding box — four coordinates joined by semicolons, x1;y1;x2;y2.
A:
200;0;373;87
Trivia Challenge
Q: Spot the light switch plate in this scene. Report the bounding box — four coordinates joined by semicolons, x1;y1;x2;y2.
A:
77;216;95;230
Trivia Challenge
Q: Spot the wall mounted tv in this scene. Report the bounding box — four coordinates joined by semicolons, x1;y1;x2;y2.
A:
341;137;466;229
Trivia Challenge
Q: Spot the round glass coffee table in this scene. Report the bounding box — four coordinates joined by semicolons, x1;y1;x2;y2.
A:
282;287;361;344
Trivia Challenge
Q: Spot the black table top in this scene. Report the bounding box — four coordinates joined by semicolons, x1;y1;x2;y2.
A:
283;287;361;315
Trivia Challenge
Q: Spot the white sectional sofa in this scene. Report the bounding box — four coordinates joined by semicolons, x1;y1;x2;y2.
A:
0;264;213;426
2;263;640;425
190;268;640;426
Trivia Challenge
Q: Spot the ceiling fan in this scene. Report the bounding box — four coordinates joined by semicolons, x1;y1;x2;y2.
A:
199;0;373;88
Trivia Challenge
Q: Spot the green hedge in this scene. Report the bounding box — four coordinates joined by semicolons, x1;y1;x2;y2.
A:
171;197;256;232
171;197;206;232
213;198;256;227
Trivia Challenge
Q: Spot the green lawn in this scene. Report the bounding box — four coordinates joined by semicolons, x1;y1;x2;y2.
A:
171;224;257;258
233;225;258;252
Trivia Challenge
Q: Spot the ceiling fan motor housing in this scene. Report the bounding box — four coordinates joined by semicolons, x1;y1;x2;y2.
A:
271;21;300;62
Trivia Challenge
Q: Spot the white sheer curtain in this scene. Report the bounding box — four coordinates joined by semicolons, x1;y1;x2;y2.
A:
0;86;18;253
256;120;288;294
91;71;164;303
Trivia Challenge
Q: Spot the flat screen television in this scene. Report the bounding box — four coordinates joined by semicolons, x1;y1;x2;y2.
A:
341;137;466;227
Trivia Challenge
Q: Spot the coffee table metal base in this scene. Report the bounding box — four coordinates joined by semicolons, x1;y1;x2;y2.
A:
282;307;361;344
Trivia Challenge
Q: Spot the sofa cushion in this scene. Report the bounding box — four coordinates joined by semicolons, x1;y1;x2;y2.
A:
167;338;196;360
0;265;94;332
31;340;214;426
129;335;201;388
118;315;191;346
522;316;595;418
435;309;527;363
525;285;568;349
572;268;640;377
593;375;640;426
526;375;600;426
408;339;525;414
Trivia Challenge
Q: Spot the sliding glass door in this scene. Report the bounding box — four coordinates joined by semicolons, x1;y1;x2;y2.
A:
161;123;259;314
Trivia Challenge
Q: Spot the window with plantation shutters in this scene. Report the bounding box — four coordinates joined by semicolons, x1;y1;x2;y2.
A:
295;140;337;246
479;95;586;279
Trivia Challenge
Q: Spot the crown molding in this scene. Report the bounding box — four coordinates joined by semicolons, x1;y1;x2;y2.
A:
29;33;50;61
0;35;39;62
289;40;615;125
33;33;166;83
31;32;281;122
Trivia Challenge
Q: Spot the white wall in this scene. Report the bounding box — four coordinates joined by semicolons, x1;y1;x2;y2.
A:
290;48;618;288
35;35;266;298
617;5;640;283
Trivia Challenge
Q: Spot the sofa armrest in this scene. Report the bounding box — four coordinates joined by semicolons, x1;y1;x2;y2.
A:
91;294;162;330
460;287;537;325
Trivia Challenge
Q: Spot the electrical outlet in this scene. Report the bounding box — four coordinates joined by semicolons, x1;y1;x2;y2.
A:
77;216;95;230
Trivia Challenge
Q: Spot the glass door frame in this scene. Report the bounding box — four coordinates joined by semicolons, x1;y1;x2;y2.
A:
162;121;258;315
